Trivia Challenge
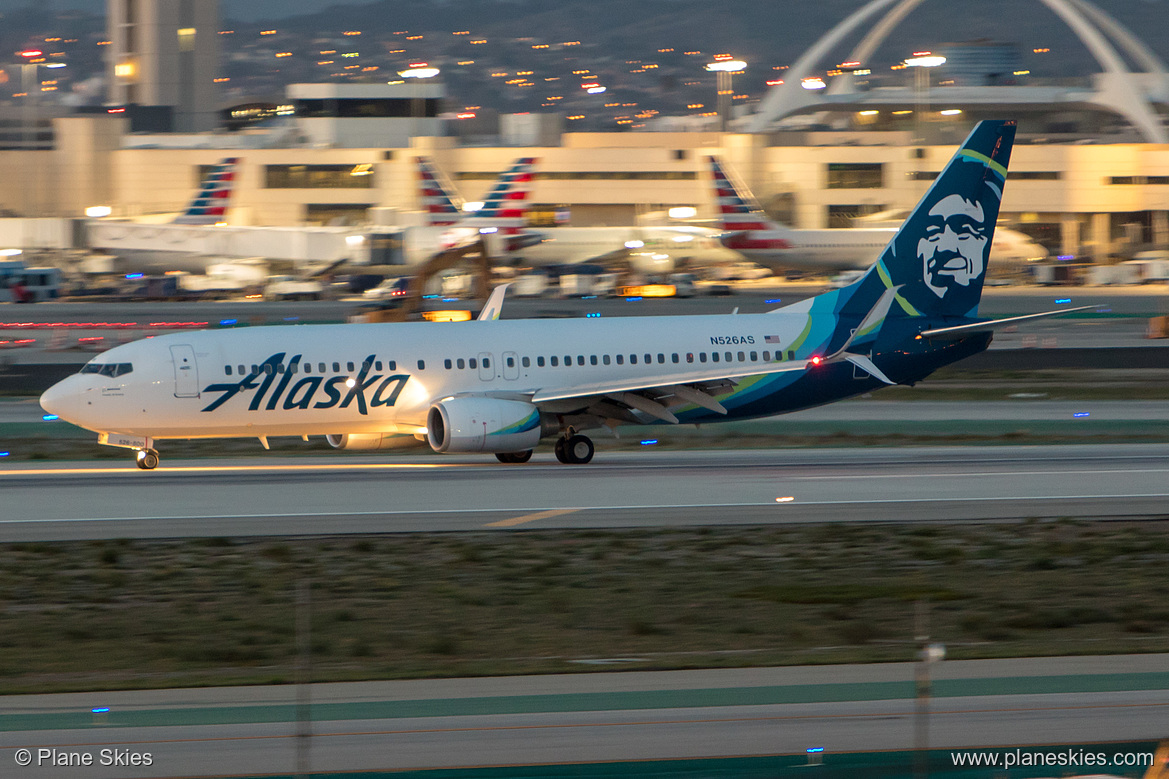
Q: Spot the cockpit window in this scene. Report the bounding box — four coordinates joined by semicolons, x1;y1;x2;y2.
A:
80;362;133;378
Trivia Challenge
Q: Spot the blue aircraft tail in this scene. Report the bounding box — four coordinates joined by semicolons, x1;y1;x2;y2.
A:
840;120;1015;322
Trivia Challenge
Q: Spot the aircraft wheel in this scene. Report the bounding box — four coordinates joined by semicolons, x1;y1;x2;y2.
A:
495;450;533;464
136;449;159;470
564;434;594;464
554;437;570;464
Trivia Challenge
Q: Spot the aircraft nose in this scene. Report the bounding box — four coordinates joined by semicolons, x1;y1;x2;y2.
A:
40;377;78;422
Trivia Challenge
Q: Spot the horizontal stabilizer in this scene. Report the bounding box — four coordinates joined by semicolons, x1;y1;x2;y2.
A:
918;305;1099;339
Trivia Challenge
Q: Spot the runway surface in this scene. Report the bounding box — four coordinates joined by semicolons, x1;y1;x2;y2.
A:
1;444;1167;541
3;655;1168;777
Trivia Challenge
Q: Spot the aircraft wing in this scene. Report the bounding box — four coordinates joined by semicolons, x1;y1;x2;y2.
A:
530;359;816;423
918;305;1099;340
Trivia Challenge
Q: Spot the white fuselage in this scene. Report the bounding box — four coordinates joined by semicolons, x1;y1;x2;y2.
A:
511;226;741;273
40;308;830;442
721;227;895;272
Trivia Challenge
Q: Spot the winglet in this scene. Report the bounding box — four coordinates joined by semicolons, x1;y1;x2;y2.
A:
478;284;510;321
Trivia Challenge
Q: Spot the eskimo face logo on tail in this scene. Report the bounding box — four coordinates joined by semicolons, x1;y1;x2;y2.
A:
919;194;988;298
199;353;409;415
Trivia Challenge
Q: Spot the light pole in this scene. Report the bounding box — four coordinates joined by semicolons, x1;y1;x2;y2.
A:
705;58;746;132
399;64;441;139
904;54;946;143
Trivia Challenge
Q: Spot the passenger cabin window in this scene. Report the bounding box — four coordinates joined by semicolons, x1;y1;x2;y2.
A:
750;351;757;361
551;356;559;367
483;358;490;368
417;360;425;370
238;364;245;375
672;354;680;363
712;352;720;363
630;355;638;365
602;355;610;365
470;358;478;369
375;361;383;371
590;355;598;365
507;356;515;368
347;362;355;372
658;354;665;363
686;353;694;363
522;356;530;368
389;360;397;370
304;363;312;374
738;352;745;361
225;366;232;376
457;358;466;369
537;356;545;367
332;362;340;373
616;355;624;365
699;353;707;363
577;356;584;366
444;359;452;370
763;351;771;361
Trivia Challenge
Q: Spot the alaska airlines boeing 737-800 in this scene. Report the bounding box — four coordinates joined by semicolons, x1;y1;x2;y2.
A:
41;121;1088;469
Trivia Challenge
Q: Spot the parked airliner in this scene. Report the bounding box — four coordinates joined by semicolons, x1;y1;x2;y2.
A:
420;157;740;273
709;154;1048;272
42;121;1088;469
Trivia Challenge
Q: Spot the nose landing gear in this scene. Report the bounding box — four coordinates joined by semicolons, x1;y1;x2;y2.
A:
136;448;160;470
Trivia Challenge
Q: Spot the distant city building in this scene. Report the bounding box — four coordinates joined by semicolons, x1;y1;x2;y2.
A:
286;82;444;148
106;0;220;132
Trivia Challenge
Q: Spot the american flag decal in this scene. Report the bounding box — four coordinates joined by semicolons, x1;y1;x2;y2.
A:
764;335;781;344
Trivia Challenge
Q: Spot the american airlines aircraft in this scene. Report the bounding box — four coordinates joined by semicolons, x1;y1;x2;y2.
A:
41;121;1087;469
420;157;740;273
709;154;1047;272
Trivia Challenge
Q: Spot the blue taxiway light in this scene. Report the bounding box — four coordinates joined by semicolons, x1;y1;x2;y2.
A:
283;316;300;321
91;707;110;714
1055;298;1071;304
125;273;143;279
640;439;658;446
219;319;237;326
1073;412;1090;418
625;296;643;302
807;747;824;754
765;298;782;303
586;313;601;318
42;414;59;421
0;452;9;458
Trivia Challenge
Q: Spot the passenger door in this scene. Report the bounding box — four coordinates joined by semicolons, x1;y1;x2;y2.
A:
169;344;200;397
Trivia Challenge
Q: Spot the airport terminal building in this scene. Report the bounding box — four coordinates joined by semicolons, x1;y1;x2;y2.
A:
5;111;1169;263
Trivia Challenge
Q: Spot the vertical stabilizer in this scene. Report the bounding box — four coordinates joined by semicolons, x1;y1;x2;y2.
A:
841;120;1016;320
173;158;239;225
707;156;780;232
416;157;464;226
464;157;538;235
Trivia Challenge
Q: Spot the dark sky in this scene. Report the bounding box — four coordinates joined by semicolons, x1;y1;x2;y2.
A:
0;0;329;20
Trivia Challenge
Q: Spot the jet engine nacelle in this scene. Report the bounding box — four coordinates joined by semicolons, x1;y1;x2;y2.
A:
427;397;542;453
326;433;421;451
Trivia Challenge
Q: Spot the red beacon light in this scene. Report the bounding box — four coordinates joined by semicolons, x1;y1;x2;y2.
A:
19;50;44;58
810;356;823;366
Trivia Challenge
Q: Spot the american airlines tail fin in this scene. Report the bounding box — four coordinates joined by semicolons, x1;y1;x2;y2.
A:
463;157;538;235
707;156;782;232
839;120;1016;321
416;157;464;226
173;158;239;225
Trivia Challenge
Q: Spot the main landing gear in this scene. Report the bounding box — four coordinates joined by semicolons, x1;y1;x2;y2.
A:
554;434;594;465
495;450;533;464
136;448;160;470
